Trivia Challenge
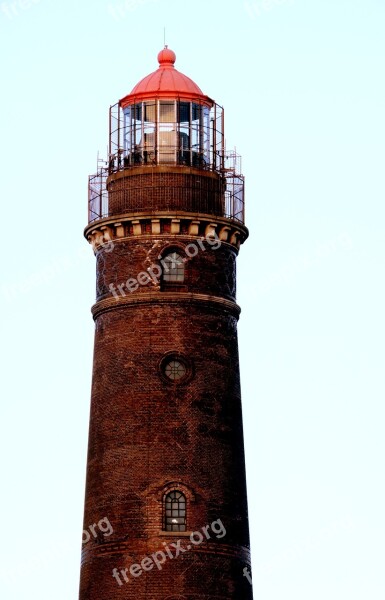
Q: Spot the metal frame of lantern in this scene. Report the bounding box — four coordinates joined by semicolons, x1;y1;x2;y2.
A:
108;99;225;173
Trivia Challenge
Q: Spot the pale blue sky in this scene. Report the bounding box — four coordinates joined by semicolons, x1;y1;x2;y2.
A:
1;0;384;598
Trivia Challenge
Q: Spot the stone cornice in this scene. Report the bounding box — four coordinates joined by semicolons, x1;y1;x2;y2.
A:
84;212;249;253
91;292;241;321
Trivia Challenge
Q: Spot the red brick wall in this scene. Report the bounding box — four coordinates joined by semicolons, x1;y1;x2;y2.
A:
95;237;237;302
107;168;225;218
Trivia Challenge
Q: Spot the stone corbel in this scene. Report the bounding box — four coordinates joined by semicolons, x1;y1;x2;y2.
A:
114;222;125;238
151;219;161;234
230;231;241;248
188;220;200;236
171;219;181;234
205;223;217;238
218;226;232;242
132;220;142;236
100;225;114;245
87;231;99;252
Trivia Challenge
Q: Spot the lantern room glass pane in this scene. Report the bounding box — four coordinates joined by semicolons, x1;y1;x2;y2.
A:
191;103;205;167
178;102;190;123
178;101;191;165
158;101;176;163
203;106;210;164
144;103;155;122
159;102;175;122
143;102;156;164
123;107;131;153
133;103;142;148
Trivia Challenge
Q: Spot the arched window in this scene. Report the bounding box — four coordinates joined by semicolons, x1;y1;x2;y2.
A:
165;490;186;532
162;251;185;283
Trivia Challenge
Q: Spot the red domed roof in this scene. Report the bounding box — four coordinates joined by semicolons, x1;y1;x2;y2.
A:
120;48;213;108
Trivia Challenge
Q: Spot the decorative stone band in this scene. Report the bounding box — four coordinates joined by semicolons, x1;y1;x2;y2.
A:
81;539;251;566
91;292;241;321
84;212;249;253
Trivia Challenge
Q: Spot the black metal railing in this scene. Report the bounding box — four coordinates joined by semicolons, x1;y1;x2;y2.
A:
88;152;244;225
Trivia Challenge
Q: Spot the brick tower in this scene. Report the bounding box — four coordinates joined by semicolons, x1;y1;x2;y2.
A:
80;48;253;600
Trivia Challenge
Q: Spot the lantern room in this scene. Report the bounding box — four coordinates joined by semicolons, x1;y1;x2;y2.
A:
109;47;224;172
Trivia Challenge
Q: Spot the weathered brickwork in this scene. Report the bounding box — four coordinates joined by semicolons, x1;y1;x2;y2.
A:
107;167;225;218
80;296;252;599
94;237;237;302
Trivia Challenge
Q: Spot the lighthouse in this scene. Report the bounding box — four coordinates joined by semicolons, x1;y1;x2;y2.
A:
80;47;253;600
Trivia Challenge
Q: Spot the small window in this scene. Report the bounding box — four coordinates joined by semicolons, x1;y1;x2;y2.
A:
165;491;186;532
164;359;187;381
163;251;185;283
159;353;192;385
